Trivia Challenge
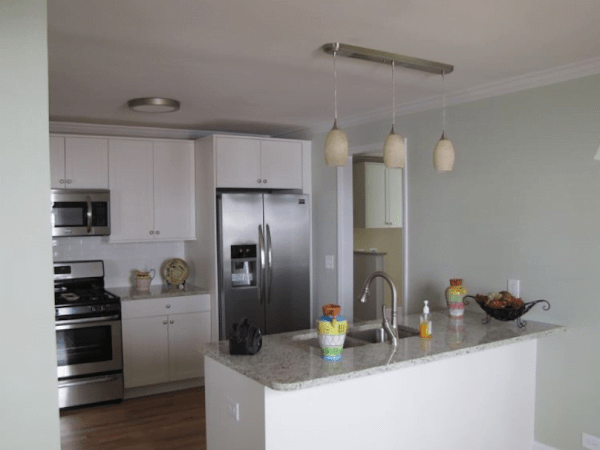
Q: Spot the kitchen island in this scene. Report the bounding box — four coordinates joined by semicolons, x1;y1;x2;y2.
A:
202;311;563;450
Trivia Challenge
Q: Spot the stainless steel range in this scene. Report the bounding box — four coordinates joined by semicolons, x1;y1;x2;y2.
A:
54;260;123;408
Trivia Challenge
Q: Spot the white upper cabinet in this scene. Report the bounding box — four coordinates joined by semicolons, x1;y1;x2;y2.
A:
50;136;108;189
353;161;403;229
215;136;303;190
109;138;195;243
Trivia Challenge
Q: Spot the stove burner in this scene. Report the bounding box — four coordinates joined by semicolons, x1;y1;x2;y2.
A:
60;292;80;302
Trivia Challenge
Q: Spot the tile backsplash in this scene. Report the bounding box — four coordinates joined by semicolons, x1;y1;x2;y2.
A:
53;236;185;288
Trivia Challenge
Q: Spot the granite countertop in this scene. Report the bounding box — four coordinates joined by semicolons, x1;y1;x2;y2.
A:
200;310;564;391
109;283;209;301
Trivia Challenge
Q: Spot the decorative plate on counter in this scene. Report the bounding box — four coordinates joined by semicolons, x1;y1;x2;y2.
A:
163;258;189;286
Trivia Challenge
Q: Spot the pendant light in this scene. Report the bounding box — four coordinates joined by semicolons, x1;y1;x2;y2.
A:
433;71;455;172
383;61;406;168
324;45;349;167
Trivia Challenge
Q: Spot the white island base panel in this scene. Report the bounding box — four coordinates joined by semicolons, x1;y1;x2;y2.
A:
205;339;537;450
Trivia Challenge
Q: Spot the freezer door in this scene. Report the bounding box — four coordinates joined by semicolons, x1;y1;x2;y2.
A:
218;193;265;339
263;194;311;334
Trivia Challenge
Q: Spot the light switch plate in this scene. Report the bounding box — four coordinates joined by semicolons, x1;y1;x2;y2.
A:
325;255;335;270
226;399;239;421
583;433;600;450
508;279;520;298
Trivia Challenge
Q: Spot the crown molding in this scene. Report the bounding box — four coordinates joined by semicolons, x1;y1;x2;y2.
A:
274;55;600;139
48;122;270;140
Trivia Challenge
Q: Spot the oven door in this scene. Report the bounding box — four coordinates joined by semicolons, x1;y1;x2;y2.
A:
55;316;122;379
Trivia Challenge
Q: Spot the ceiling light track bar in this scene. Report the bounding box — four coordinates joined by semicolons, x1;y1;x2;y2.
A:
322;43;453;75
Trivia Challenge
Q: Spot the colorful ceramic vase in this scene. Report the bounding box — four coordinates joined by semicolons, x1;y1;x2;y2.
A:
316;304;348;361
445;278;468;317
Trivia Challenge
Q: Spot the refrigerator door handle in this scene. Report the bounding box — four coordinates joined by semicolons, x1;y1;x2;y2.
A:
258;224;265;304
266;224;273;304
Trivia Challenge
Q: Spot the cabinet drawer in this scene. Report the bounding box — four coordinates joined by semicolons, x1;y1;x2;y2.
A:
122;294;210;319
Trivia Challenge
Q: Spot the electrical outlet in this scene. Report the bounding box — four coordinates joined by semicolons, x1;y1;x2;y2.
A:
508;279;520;298
583;433;600;450
226;399;239;421
325;255;335;270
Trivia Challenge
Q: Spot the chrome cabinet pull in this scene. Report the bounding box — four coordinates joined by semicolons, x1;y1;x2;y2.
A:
263;179;267;183
170;320;174;324
60;179;65;184
149;230;154;235
163;319;167;324
257;179;262;183
66;179;72;184
166;304;171;308
156;230;160;235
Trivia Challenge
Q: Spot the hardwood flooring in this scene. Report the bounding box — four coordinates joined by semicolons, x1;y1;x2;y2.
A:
60;387;206;450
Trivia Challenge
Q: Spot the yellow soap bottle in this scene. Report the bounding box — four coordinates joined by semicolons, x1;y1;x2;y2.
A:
420;300;432;339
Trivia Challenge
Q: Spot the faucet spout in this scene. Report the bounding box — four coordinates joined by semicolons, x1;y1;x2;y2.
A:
357;271;399;347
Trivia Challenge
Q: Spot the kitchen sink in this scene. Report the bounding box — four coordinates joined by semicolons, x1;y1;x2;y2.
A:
346;326;419;343
295;335;371;349
293;325;419;350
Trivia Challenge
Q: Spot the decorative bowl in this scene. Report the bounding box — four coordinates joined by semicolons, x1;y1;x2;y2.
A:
465;294;550;328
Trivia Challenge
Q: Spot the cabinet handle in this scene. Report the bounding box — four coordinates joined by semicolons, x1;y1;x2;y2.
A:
170;320;174;324
166;304;171;309
60;179;65;184
149;230;154;235
257;179;262;183
66;179;72;184
163;320;167;324
263;179;267;183
156;230;160;235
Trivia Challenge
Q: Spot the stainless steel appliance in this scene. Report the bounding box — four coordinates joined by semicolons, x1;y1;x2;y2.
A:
51;189;110;237
54;260;123;408
217;192;310;339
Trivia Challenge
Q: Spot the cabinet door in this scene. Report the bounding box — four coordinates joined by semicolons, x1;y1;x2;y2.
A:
386;168;403;227
153;141;195;240
215;137;261;188
50;136;65;189
123;316;170;388
65;137;109;188
168;312;211;381
364;163;387;228
108;139;154;242
260;140;302;189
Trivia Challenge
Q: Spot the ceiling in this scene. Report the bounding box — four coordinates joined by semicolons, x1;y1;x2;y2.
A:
48;0;600;136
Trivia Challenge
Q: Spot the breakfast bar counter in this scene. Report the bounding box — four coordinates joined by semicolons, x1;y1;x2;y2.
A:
201;311;563;450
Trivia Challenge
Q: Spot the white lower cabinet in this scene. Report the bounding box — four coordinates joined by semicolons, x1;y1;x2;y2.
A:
122;294;211;388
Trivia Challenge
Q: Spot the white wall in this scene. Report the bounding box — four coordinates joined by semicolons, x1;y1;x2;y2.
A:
53;237;185;288
0;1;61;449
329;74;600;450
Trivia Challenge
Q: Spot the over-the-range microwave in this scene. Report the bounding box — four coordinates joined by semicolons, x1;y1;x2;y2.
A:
51;189;110;237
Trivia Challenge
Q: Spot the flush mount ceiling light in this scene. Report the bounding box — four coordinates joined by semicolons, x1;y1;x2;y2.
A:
383;61;406;169
127;97;181;113
324;44;349;167
433;72;455;173
321;43;453;169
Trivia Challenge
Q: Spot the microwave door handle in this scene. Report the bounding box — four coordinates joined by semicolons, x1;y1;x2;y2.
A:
86;195;92;233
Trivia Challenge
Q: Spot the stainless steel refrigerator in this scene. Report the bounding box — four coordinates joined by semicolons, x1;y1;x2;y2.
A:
217;192;310;339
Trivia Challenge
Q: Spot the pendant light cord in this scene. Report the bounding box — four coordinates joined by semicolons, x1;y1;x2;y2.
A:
442;71;446;133
392;61;396;129
333;49;338;122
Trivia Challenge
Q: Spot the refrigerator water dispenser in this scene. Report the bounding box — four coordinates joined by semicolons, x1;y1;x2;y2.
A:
231;244;257;287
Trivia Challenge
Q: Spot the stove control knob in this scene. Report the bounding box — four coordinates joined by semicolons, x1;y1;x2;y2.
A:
90;306;96;313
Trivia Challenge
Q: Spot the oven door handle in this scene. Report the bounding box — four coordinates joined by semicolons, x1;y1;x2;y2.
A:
58;374;122;389
56;315;120;327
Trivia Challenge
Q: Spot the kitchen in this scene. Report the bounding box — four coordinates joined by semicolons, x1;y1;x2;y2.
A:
3;2;600;450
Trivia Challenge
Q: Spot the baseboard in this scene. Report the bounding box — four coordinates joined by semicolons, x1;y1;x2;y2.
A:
124;378;204;399
533;441;560;450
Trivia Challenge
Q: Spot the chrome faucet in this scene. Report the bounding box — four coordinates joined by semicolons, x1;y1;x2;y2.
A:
357;271;399;347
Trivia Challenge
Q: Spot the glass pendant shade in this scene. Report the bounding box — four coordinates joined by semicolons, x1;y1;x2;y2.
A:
383;126;405;168
433;132;455;172
325;119;348;166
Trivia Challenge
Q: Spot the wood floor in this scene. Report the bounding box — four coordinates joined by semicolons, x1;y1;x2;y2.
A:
60;387;206;450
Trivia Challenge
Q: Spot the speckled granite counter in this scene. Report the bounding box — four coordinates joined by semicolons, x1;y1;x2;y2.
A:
201;310;563;391
109;284;208;301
